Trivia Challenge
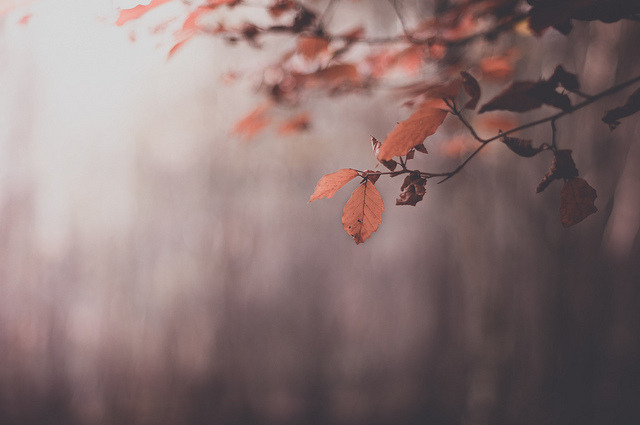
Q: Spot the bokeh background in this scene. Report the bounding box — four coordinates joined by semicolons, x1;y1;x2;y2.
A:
1;1;639;424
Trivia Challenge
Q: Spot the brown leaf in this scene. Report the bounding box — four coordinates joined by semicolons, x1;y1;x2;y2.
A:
479;80;571;113
268;0;296;18
560;178;597;227
396;173;427;206
342;180;384;244
461;71;481;110
415;143;428;154
310;168;359;202
501;136;542;157
378;102;448;161
549;65;580;91
602;87;640;130
536;149;579;193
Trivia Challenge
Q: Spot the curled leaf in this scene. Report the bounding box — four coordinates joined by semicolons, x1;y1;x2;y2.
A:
310;168;359;202
603;87;640;130
501;136;542;157
396;173;427;206
536;149;579;193
461;71;481;110
342;180;384;244
560;178;598;227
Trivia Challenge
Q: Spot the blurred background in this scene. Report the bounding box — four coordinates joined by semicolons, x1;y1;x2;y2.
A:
0;1;639;424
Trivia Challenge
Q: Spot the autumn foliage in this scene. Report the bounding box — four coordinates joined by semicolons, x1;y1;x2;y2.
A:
112;0;640;244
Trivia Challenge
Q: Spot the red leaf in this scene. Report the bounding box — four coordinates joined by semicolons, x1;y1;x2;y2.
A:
116;0;172;26
461;71;481;110
342;180;384;244
378;101;449;161
309;169;359;202
560;178;598;227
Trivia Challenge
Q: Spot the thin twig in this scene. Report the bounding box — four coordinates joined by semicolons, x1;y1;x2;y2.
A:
437;73;640;183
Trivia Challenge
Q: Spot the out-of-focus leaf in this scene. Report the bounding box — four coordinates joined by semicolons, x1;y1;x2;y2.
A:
342;180;384;244
116;0;172;26
549;65;580;91
278;112;310;135
501;136;542;157
310;169;359;202
560;177;598;227
602;87;640;130
479;80;571;113
461;71;481;110
536;149;579;193
231;103;271;140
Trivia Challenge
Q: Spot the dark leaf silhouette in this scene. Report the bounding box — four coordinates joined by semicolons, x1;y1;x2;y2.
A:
536;149;579;193
602;87;640;130
396;174;427;206
501;136;543;157
549;65;580;91
310;168;359;202
342;180;384;244
479;80;571;113
560;177;598;227
378;101;449;161
461;71;481;110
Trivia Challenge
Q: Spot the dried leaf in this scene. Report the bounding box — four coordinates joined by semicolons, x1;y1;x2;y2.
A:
371;136;398;171
549;65;580;91
461;71;481;110
342;180;384;244
602;87;640;130
116;0;172;26
309;169;359;202
536;149;579;193
560;178;598;227
396;173;427;206
479;80;570;113
501;136;542;157
415;143;428;154
378;102;448;161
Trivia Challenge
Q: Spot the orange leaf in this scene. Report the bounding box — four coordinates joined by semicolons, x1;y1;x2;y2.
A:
116;0;172;26
297;36;330;60
342;180;384;244
231;104;271;140
309;169;359;202
378;102;448;161
278;112;310;135
560;178;598;227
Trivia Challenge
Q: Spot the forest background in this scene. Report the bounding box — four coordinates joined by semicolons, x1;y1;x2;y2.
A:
0;1;639;424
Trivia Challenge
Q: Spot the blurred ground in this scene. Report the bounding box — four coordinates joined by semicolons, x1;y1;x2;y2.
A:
0;1;639;425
